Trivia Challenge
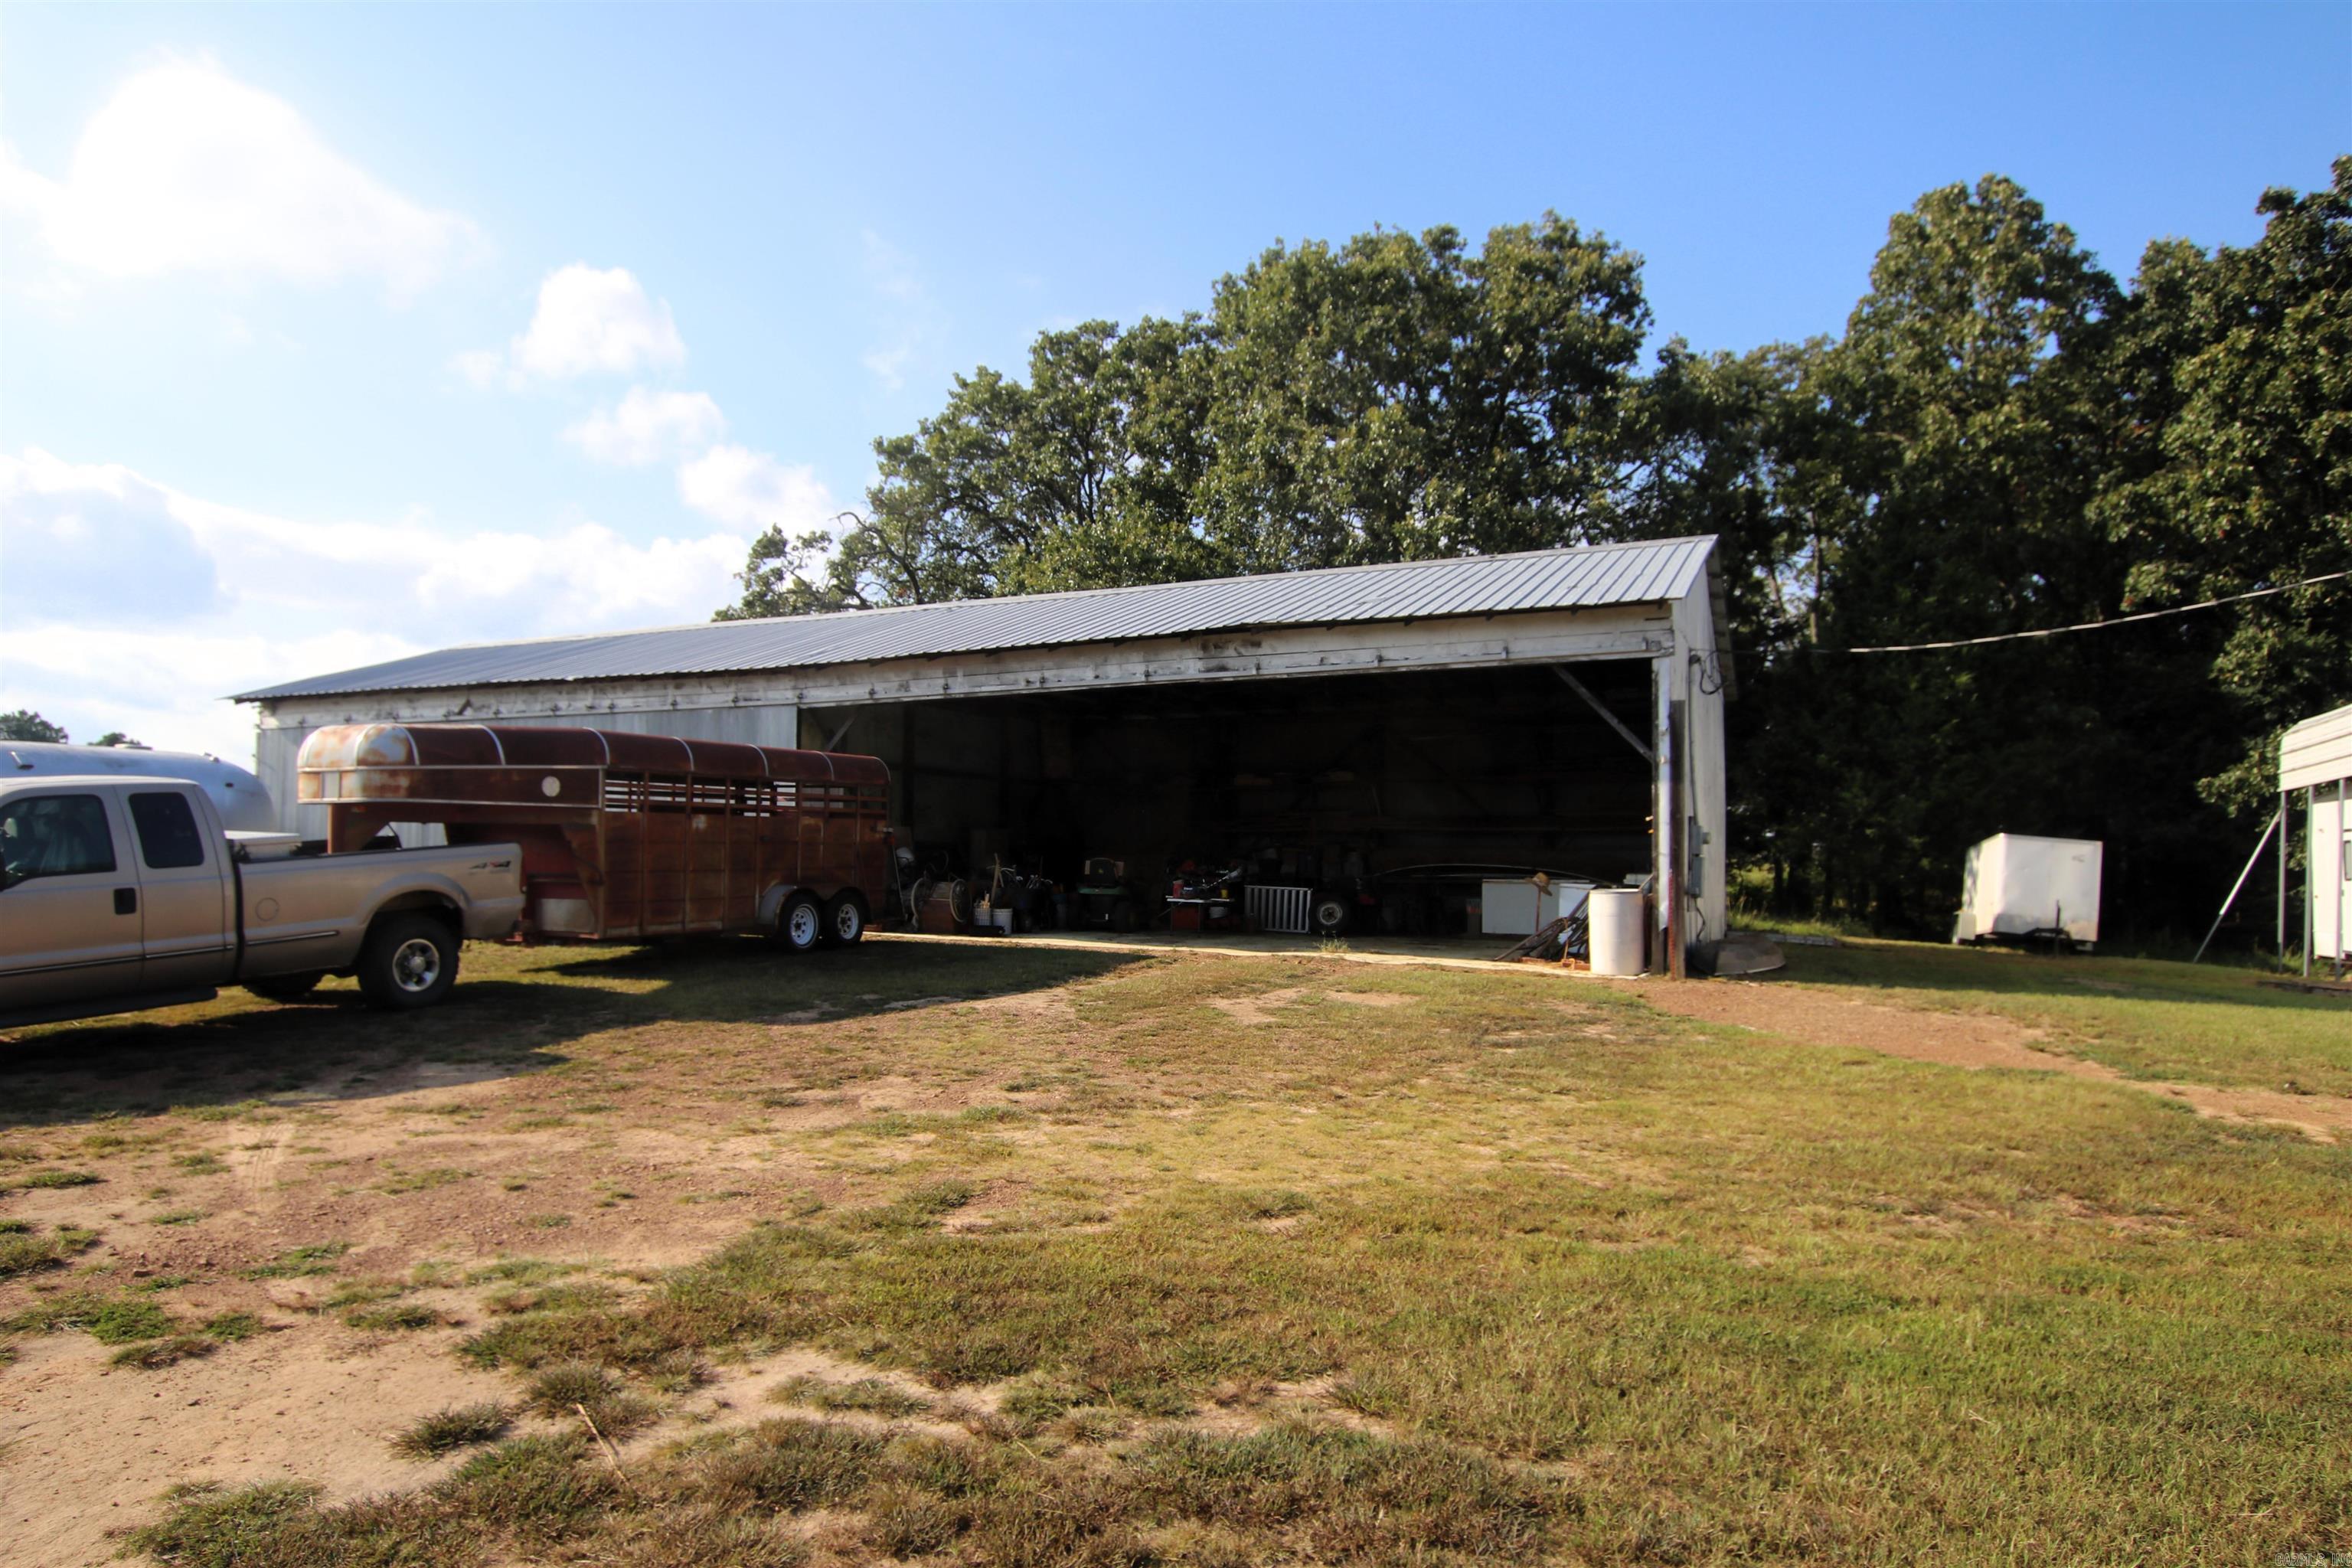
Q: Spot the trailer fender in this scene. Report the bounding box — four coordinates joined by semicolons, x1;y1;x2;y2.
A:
756;883;799;928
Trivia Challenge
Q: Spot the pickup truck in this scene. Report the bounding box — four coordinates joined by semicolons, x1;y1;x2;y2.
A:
0;773;525;1030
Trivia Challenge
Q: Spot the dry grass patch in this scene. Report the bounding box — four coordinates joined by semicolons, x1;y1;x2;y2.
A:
8;936;2343;1566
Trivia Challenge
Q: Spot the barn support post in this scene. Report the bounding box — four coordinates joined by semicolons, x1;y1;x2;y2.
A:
2338;778;2347;981
1652;654;1683;978
2307;786;2317;978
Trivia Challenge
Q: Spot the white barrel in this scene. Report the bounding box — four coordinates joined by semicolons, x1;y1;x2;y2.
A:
1586;888;1647;975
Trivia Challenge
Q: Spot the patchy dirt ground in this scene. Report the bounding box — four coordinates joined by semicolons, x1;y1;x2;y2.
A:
4;935;2347;1567
1634;975;2352;1142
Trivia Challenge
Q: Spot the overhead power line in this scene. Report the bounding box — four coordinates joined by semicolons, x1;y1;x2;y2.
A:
1806;569;2349;655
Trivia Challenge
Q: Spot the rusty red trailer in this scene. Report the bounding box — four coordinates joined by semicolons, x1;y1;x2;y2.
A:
296;723;891;951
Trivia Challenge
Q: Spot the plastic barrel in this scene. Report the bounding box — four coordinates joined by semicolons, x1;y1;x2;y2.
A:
1586;888;1646;975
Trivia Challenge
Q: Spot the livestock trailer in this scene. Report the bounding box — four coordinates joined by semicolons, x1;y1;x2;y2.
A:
296;723;890;950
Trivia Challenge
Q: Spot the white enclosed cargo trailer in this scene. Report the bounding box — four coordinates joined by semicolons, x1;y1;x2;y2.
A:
1952;833;2102;950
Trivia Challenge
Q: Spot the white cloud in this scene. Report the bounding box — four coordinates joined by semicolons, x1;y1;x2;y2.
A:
0;60;479;299
0;449;224;624
451;348;505;388
0;449;759;764
677;444;836;533
462;265;688;385
859;230;940;392
861;341;916;390
565;387;727;466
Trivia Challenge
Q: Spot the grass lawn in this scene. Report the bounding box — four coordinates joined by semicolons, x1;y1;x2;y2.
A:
1779;937;2352;1096
3;936;2345;1566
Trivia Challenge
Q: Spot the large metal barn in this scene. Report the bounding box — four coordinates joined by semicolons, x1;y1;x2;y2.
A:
237;536;1733;974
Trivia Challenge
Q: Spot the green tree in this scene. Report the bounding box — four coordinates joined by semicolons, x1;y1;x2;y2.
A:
0;710;68;743
1195;216;1647;573
2099;156;2352;815
716;215;1652;618
718;318;1217;619
1745;175;2141;926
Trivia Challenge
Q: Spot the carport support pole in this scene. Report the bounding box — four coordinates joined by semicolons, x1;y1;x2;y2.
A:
2307;787;2316;978
2338;779;2347;981
2278;789;2288;971
2193;806;2280;964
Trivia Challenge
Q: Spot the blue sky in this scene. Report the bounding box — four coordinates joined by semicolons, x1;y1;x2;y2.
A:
3;2;2344;763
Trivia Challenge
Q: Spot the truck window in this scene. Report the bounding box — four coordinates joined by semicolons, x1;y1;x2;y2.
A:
129;791;207;870
0;793;117;882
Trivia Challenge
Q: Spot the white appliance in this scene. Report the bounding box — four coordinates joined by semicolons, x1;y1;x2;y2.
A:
1952;833;2102;949
1480;879;1592;937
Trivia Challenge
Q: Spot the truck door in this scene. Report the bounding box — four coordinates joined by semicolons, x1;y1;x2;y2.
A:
125;786;235;991
0;788;143;1008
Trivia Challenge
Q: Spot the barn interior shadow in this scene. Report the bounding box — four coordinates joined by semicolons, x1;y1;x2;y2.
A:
0;938;1140;1129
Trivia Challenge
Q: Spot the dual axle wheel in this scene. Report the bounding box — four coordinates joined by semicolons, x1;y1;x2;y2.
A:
774;891;867;954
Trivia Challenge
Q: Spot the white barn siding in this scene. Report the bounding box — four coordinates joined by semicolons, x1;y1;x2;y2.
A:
1670;574;1730;946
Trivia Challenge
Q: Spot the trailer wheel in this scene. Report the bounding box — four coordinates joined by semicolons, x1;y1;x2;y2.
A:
776;892;824;954
822;892;867;946
1309;892;1350;938
356;914;459;1010
244;972;325;1003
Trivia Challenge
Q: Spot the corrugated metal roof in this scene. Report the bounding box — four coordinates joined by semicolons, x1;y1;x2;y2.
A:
2281;702;2352;792
237;535;1717;702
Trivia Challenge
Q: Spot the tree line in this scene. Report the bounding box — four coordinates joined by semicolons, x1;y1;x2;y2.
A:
719;160;2350;942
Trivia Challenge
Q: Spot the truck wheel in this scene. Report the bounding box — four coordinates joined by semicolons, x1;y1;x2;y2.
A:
357;915;459;1010
776;892;823;954
245;972;325;1002
822;893;867;946
1310;892;1350;937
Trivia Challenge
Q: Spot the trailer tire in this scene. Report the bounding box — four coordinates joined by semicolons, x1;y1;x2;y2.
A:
822;892;867;946
1309;892;1350;938
776;892;824;955
356;914;459;1010
244;972;325;1003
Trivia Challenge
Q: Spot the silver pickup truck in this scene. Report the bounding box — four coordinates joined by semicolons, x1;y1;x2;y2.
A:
0;773;524;1029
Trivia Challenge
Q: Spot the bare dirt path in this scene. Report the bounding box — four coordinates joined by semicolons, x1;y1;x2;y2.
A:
1633;978;2352;1142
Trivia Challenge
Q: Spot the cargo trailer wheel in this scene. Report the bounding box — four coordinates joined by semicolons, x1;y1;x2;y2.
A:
1309;892;1350;938
244;972;325;1002
777;893;824;954
822;893;867;946
357;915;458;1010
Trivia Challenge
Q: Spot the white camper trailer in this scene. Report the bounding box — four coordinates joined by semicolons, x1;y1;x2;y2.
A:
1952;833;2102;951
2280;704;2351;973
2;743;279;833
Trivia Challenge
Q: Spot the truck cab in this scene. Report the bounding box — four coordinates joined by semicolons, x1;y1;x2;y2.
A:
0;779;230;1011
1;775;525;1030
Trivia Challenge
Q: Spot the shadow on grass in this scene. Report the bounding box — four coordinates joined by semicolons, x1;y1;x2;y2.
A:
1773;938;2347;1018
0;935;1142;1129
